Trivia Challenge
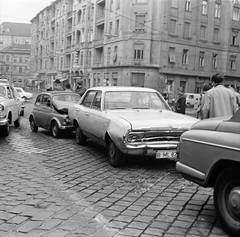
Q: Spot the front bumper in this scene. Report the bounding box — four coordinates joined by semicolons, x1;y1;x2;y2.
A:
0;118;8;126
59;124;75;131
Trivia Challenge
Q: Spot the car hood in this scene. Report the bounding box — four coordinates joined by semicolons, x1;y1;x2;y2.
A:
109;109;198;130
52;100;75;114
0;96;7;102
191;116;231;131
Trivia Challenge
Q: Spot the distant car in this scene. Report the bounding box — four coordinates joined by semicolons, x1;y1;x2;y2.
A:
13;89;25;116
176;109;240;236
14;87;33;101
0;82;22;136
29;91;80;138
184;93;201;108
68;86;198;167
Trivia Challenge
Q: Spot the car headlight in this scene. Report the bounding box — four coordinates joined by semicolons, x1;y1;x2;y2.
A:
128;132;145;142
0;104;4;111
63;116;71;124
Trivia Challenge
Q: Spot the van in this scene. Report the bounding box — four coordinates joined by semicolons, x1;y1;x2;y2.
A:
184;93;201;107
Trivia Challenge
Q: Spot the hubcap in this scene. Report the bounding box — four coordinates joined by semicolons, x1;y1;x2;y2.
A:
228;186;240;219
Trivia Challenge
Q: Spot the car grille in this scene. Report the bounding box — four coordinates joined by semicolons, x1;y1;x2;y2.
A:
143;131;182;142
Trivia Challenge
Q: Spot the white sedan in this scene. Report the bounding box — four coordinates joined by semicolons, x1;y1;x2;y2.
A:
14;87;33;101
68;86;198;167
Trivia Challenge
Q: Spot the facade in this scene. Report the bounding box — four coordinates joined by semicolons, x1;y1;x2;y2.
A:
30;0;240;99
0;43;31;87
0;22;31;50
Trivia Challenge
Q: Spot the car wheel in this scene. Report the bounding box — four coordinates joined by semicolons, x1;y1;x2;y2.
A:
214;168;240;236
76;125;86;145
29;116;38;132
20;110;24;116
51;121;61;138
14;117;20;127
1;123;9;136
107;140;126;167
23;96;27;102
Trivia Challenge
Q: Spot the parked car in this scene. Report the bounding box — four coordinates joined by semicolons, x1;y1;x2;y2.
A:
184;93;201;108
176;109;240;236
13;89;25;116
14;87;33;101
29;91;80;138
68;86;198;167
0;82;22;136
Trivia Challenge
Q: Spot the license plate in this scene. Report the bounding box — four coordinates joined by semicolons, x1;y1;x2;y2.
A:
156;150;177;159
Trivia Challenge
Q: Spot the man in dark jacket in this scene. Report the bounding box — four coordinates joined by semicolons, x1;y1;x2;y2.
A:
75;81;86;97
53;79;64;91
175;87;186;114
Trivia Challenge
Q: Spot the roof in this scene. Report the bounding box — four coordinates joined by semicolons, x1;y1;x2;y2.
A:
40;91;80;96
0;43;31;53
1;22;31;37
88;86;158;92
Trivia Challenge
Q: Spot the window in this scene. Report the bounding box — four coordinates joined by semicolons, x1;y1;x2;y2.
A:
233;8;240;21
113;46;118;62
170;19;177;34
82;91;95;107
169;47;176;63
212;53;218;68
107;47;111;63
92;91;102;110
199;51;205;66
185;0;191;11
112;72;118;86
200;25;207;39
202;0;208;15
80;52;84;65
182;49;189;65
135;15;145;32
134;44;144;60
230;55;236;69
231;32;238;45
215;3;221;18
116;19;119;35
183;22;190;38
88;51;92;65
109;22;113;34
180;81;186;92
213;28;219;42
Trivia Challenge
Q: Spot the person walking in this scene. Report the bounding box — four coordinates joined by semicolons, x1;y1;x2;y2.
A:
201;73;238;119
64;83;72;92
75;81;86;97
195;84;211;119
174;87;186;114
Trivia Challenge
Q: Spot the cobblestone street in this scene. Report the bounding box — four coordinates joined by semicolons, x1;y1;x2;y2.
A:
0;99;230;237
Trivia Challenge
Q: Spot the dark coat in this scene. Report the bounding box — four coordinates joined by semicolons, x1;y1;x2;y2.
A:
175;94;186;114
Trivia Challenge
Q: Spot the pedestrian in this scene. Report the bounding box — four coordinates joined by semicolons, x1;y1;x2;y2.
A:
75;81;86;97
201;73;238;119
53;79;64;91
174;87;186;114
195;84;211;119
65;83;72;92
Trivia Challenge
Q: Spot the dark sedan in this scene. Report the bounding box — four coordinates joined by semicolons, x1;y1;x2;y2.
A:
29;91;80;138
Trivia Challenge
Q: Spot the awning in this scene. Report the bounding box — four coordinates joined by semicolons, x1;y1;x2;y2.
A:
60;78;68;82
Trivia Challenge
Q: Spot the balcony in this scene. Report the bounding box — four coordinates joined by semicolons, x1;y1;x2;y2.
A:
67;10;73;19
94;38;104;47
96;15;105;26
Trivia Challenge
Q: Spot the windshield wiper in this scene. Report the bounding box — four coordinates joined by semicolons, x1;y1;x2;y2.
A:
132;106;151;109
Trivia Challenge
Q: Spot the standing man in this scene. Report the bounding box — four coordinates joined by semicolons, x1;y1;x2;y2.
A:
53;79;64;91
75;81;86;97
174;87;186;114
201;73;237;119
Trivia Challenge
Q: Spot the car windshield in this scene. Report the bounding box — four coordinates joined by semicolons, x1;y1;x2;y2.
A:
104;91;170;110
0;86;7;97
53;94;80;103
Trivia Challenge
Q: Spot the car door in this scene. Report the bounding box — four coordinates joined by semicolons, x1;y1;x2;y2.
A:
38;94;53;129
6;86;19;121
77;91;96;136
87;91;107;145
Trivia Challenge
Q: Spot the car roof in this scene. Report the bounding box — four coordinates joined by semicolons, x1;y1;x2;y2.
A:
0;82;12;86
88;86;158;92
39;91;80;96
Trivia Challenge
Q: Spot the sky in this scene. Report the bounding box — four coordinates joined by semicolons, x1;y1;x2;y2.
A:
0;0;53;24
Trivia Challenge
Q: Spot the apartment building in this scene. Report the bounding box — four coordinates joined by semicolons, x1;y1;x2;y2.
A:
30;0;240;97
0;22;31;50
0;43;31;87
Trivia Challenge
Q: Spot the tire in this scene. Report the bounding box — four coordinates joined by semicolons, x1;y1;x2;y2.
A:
107;140;126;167
214;168;240;236
1;123;9;136
51;121;61;138
29;116;38;132
14;117;20;127
76;125;86;145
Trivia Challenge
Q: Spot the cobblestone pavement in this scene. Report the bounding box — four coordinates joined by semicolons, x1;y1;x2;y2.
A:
0;100;230;237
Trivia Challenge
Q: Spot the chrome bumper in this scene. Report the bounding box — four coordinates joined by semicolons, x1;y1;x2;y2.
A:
0;118;8;126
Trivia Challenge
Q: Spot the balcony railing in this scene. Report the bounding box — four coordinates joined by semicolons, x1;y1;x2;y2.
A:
94;38;104;47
